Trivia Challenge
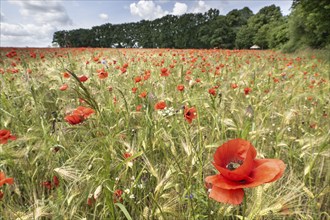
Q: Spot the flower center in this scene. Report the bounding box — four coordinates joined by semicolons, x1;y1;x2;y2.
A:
226;160;243;171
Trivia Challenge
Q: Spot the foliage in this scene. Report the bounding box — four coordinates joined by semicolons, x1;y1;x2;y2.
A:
235;4;285;49
52;7;286;50
283;0;330;52
235;25;254;49
51;2;329;52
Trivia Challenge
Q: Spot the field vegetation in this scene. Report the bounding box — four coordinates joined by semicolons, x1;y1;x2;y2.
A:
0;47;329;219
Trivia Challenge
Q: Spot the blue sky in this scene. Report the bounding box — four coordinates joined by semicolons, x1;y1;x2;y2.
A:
0;0;293;47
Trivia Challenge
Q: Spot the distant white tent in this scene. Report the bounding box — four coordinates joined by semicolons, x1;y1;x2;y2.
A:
250;45;260;49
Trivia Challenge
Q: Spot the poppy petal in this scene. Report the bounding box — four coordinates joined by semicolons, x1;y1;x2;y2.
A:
214;140;256;181
0;172;14;186
205;174;219;185
254;159;286;183
0;130;11;139
214;139;257;166
65;114;84;125
212;159;283;189
0;172;5;180
9;136;17;141
4;177;14;185
209;186;244;205
73;106;95;119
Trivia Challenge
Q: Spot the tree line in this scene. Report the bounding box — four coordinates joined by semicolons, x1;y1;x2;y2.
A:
52;1;329;51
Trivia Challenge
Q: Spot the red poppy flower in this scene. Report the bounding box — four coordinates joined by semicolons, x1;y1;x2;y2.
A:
0;190;3;200
132;87;138;93
113;189;123;203
42;181;52;190
205;139;286;205
244;87;252;95
73;106;95;119
63;72;70;78
177;84;184;92
30;52;37;58
53;176;59;187
97;68;108;79
136;105;142;111
0;129;17;144
6;50;17;58
121;68;127;74
64;114;84;125
184;106;197;124
208;88;216;96
78;75;88;82
0;171;14;187
87;194;95;206
123;152;132;159
59;84;68;91
154;101;166;110
231;83;238;89
160;68;170;77
42;176;60;190
139;91;147;98
134;76;142;83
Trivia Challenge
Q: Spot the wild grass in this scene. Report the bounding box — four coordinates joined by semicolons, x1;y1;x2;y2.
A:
0;48;329;219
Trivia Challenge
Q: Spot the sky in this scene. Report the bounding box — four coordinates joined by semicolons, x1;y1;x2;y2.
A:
0;0;293;47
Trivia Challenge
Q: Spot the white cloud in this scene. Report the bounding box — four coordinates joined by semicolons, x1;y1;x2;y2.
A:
172;2;188;16
0;22;57;47
2;0;72;47
191;0;210;13
0;12;4;22
1;22;56;37
8;0;72;26
99;13;109;20
130;0;168;20
1;23;29;36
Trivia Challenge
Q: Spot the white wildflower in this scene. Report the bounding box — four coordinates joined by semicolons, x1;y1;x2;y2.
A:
94;185;102;200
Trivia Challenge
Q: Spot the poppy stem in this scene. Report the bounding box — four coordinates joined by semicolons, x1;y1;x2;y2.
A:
242;194;247;220
65;69;100;114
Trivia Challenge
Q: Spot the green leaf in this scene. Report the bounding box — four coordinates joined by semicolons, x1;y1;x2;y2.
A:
115;203;133;220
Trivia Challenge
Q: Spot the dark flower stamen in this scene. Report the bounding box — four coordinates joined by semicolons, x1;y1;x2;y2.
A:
226;161;243;170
